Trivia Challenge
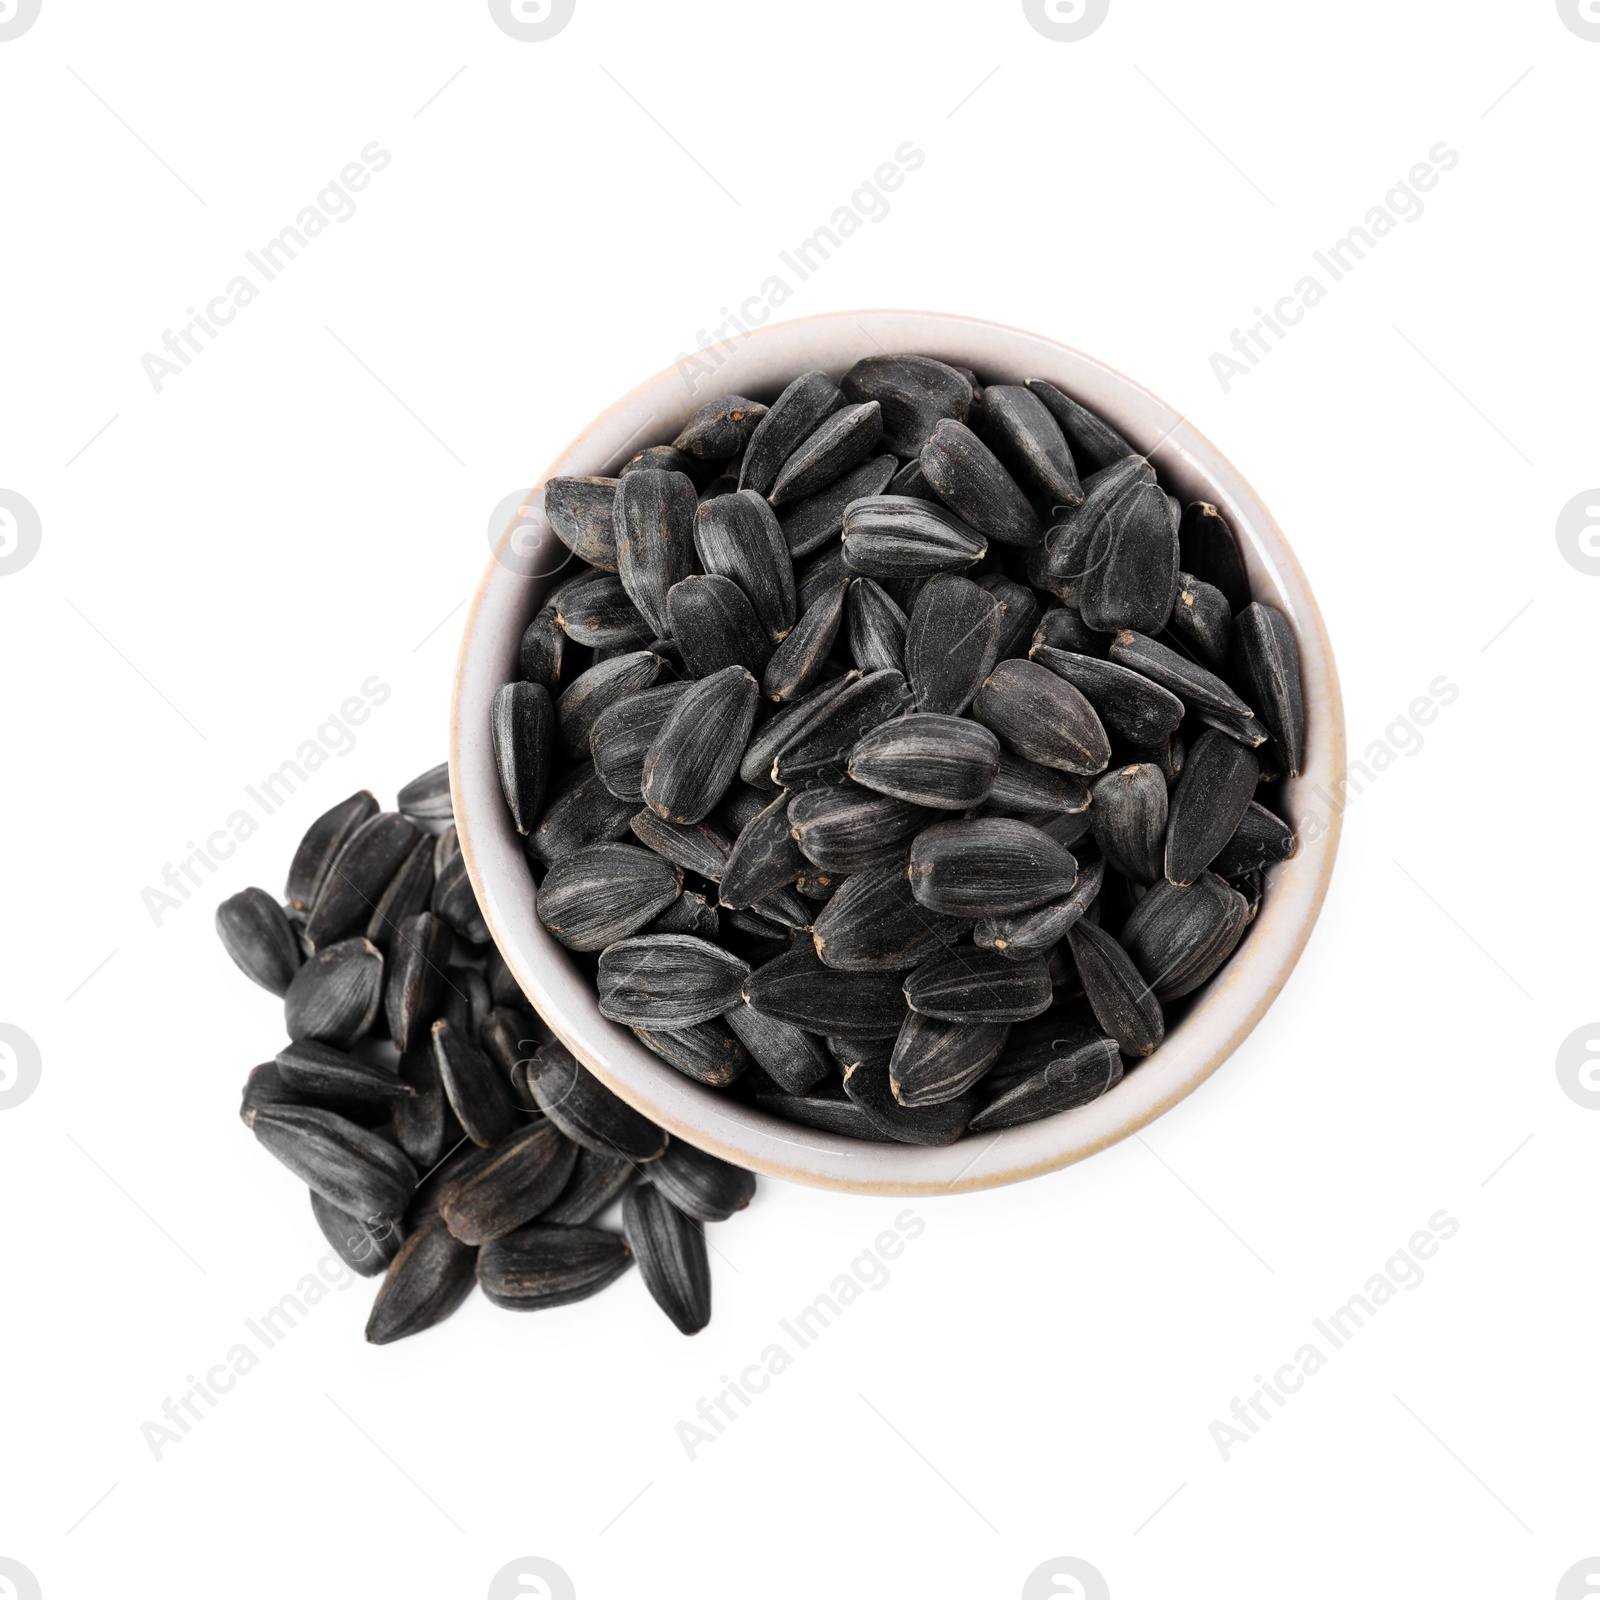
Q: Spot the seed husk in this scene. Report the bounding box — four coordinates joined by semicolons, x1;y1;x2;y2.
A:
666;573;774;679
762;574;845;702
478;1221;633;1312
490;681;555;833
284;937;384;1047
1071;462;1179;634
770;400;883;506
432;1017;516;1146
1030;645;1185;747
614;468;697;638
286;790;379;912
921;418;1042;548
846;578;907;675
908;817;1078;916
392;1046;457;1169
365;1216;478;1344
276;1038;412;1107
248;1103;418;1221
985;749;1092;816
739;370;845;495
1108;629;1253;720
721;792;806;909
975;856;1105;957
674;394;767;460
540;1147;637;1225
771;668;912;789
969;1037;1123;1130
777;453;898;558
973;659;1111;776
545;476;620;570
842;495;987;577
393;763;450;824
1031;606;1108;657
740;671;859;787
440;1119;579;1245
1122;873;1251;1000
841;1053;973;1144
365;835;437;956
811;865;963;972
537;842;683;951
1066;920;1163;1057
641;665;759;824
519;610;566;691
622;1185;710;1334
889;1012;1010;1107
1169;571;1234;670
724;1004;831;1093
240;1060;295;1124
1212;801;1295;878
629;809;734;881
217;887;302;996
588;680;691;802
633;1017;749;1086
984;575;1041;663
311;1190;404;1278
743;942;908;1036
789;781;933;872
304;812;422;951
1231;602;1305;779
551;573;654;651
847;713;1000;809
1199;707;1271;749
597;935;751;1028
904;947;1053;1023
693;489;796;638
527;1041;668;1161
904;573;1003;716
1024;380;1136;475
979;383;1084;507
1178;501;1251;614
432;848;490;943
841;355;975;458
556;649;664;757
647;1138;756;1222
1091;764;1169;885
754;1089;881;1139
1164;729;1259;887
528;762;637;867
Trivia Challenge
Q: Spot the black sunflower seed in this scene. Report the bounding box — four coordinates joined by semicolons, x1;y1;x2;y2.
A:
771;668;912;789
478;1221;633;1312
311;1190;403;1278
1231;602;1305;779
983;575;1041;663
721;792;806;909
621;443;704;479
842;496;987;577
596;935;750;1027
527;1041;667;1161
1178;501;1251;614
284;938;384;1047
519;611;565;691
588;681;691;802
396;763;452;823
972;659;1111;776
240;1060;295;1124
622;1185;710;1334
811;865;963;972
248;1103;418;1221
555;649;664;757
641;665;759;823
789;781;934;872
1091;764;1169;885
633;1017;749;1085
1066;920;1163;1057
755;1089;881;1138
762;573;846;702
979;383;1084;506
776;453;898;558
432;1018;516;1147
276;1038;411;1107
1169;571;1234;671
975;856;1105;957
528;762;637;867
740;671;858;786
693;489;797;638
724;1004;831;1093
286;790;378;912
921;418;1042;548
629;809;735;881
545;476;620;570
985;749;1092;816
393;1046;458;1170
1122;873;1251;1000
841;1053;973;1144
537;842;683;951
648;1138;757;1222
847;713;1000;809
796;540;848;611
908;817;1078;916
540;1147;637;1226
365;834;437;957
216;887;302;996
969;1037;1123;1130
743;943;908;1036
1069;462;1179;634
1108;630;1252;720
432;848;490;943
674;394;768;460
365;1216;477;1344
841;355;975;458
1031;606;1108;658
739;371;845;495
666;573;773;679
304;813;421;950
904;573;1003;715
1024;380;1136;475
1199;707;1271;748
769;400;884;506
614;468;697;638
1029;646;1185;747
1211;801;1295;878
889;1012;1010;1108
904;947;1053;1023
1164;729;1259;887
491;680;555;833
383;912;452;1053
551;572;654;650
440;1119;579;1245
846;578;908;675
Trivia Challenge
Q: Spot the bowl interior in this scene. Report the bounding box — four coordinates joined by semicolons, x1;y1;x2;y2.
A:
449;310;1344;1195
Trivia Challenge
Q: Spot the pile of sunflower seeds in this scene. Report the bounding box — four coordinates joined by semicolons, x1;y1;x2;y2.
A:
218;765;754;1343
494;357;1303;1145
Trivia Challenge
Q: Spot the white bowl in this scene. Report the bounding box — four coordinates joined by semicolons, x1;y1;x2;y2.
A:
450;310;1345;1195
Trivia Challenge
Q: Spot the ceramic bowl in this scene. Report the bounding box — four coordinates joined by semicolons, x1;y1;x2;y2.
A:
449;310;1344;1195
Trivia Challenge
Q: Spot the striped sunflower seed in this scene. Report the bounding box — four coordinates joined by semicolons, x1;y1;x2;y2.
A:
724;1004;831;1093
216;887;302;996
384;912;452;1052
589;680;691;802
630;809;735;882
908;817;1078;916
1029;456;1148;602
846;578;907;675
841;355;975;458
969;1036;1123;1130
985;749;1092;816
440;1118;579;1245
762;573;845;701
771;668;912;789
811;865;963;972
365;834;436;956
304;812;421;950
1072;462;1179;634
622;1185;710;1334
1066;920;1163;1057
1178;501;1251;613
847;713;1000;809
537;842;683;951
239;1060;295;1124
528;762;637;867
973;659;1111;776
674;394;767;459
1030;646;1185;747
740;671;859;787
596;935;750;1027
841;1053;973;1144
365;1216;478;1344
789;782;933;873
551;573;653;650
975;856;1105;958
632;1018;749;1086
1024;380;1136;476
614;468;697;638
693;489;796;638
739;371;845;496
478;1221;632;1312
667;573;774;678
1122;873;1251;1000
1231;602;1305;778
432;1017;516;1147
770;400;883;506
284;938;384;1047
527;1041;667;1161
311;1190;403;1278
397;762;453;823
777;453;897;558
1091;764;1168;885
248;1103;418;1222
979;383;1084;506
904;573;1002;715
491;681;554;833
1164;729;1258;887
1169;571;1234;670
983;574;1040;663
394;1046;458;1170
647;1138;756;1222
921;418;1042;547
1108;630;1252;720
842;495;987;577
743;943;909;1036
904;947;1053;1023
889;1012;1010;1108
286;790;378;912
720;792;806;910
556;649;664;757
545;476;620;570
641;665;759;824
540;1147;637;1226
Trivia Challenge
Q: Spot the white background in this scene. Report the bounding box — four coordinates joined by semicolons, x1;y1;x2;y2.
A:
2;2;1595;1597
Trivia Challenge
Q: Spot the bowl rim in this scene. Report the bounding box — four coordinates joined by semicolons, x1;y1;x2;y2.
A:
449;308;1345;1196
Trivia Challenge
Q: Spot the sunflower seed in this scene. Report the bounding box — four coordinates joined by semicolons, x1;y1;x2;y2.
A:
1032;807;1096;851
841;355;975;458
364;1216;477;1343
969;1037;1123;1130
761;573;845;702
740;671;858;786
921;418;1042;548
1169;571;1234;670
1066;920;1163;1057
674;394;768;459
755;1089;881;1138
478;1220;632;1312
276;1038;411;1106
491;681;554;834
396;763;453;823
390;1046;456;1168
622;443;704;479
248;1103;418;1221
629;811;734;884
623;1185;710;1334
1199;707;1271;748
841;1053;973;1144
720;792;806;909
1024;380;1136;475
1068;461;1179;634
1108;630;1252;720
551;572;654;650
797;540;848;611
597;934;750;1027
1030;645;1185;747
693;489;796;637
828;1035;893;1072
985;749;1092;816
777;453;898;558
380;912;451;1052
284;938;384;1046
975;856;1105;957
216;887;302;996
432;1018;516;1147
440;1119;579;1245
979;383;1084;506
528;1040;668;1161
1212;801;1295;878
1164;729;1259;887
365;835;437;957
556;649;664;757
585;681;689;802
842;495;987;577
973;659;1111;776
1231;602;1305;778
769;401;883;506
1091;764;1168;885
1178;501;1251;613
889;1012;1010;1107
1122;873;1251;1000
614;469;697;637
772;668;912;789
984;575;1040;663
642;665;759;823
537;842;683;951
904;947;1053;1022
544;476;620;570
723;1004;831;1093
811;865;963;971
528;762;637;867
432;848;490;943
304;813;421;950
240;1060;295;1124
647;1138;756;1222
904;573;1003;715
789;781;933;872
311;1190;404;1278
847;713;1000;809
739;371;845;495
743;942;908;1036
633;1017;749;1085
908;817;1079;916
519;611;566;691
1030;607;1106;658
668;573;774;678
845;578;907;675
540;1147;637;1225
286;790;378;911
